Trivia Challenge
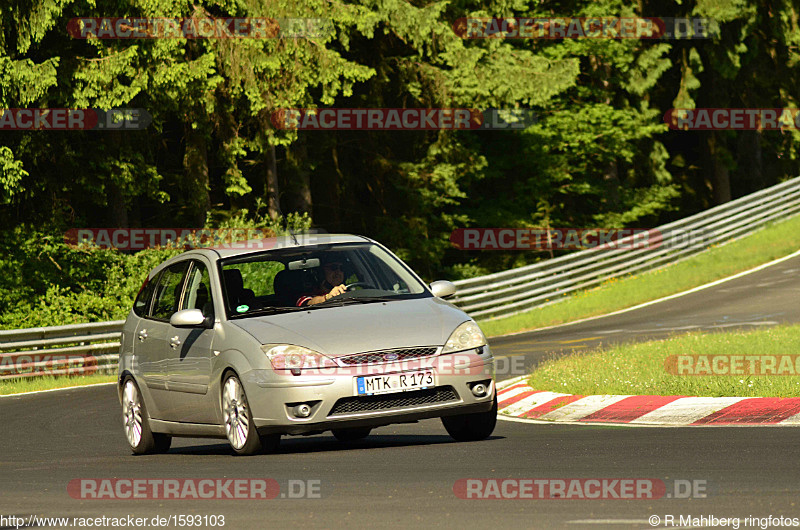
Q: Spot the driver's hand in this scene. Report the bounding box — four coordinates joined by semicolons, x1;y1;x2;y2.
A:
327;284;347;298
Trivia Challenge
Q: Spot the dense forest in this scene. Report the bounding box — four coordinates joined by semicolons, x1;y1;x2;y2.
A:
1;0;799;327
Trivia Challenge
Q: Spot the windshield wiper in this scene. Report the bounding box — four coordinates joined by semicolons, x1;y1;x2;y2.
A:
351;296;399;302
323;296;398;306
237;306;305;317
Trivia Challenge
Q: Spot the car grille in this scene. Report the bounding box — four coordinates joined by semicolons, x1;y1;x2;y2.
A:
337;346;438;366
328;386;459;416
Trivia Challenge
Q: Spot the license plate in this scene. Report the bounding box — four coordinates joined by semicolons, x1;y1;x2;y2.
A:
355;370;435;395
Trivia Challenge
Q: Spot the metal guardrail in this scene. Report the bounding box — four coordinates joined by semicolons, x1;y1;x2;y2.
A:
1;176;799;378
450;176;800;320
0;320;124;380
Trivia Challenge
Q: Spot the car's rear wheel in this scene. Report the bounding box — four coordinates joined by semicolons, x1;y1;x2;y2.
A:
441;396;497;442
122;377;171;454
222;373;280;455
332;427;372;442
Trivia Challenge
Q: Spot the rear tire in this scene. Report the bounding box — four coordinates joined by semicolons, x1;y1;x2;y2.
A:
442;396;497;442
332;427;372;442
122;377;170;454
222;373;280;455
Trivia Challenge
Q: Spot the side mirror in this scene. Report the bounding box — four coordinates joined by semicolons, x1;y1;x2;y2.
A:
170;309;210;328
430;280;457;299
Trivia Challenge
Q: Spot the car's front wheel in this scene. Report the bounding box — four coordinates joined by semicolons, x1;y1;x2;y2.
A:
441;396;497;442
121;377;171;454
222;373;280;456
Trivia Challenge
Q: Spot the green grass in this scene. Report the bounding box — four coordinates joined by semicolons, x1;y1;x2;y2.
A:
526;324;800;397
479;214;800;338
0;373;116;396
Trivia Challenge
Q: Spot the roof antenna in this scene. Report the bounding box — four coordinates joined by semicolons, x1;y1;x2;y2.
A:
287;219;300;246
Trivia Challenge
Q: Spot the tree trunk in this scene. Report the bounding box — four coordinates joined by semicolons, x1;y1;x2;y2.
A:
183;124;210;227
107;131;128;227
107;180;128;228
329;142;343;228
288;137;312;215
603;159;620;209
736;130;764;193
708;133;731;204
265;143;280;220
128;197;141;229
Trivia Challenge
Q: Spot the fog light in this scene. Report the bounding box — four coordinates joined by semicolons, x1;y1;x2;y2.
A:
293;404;312;418
471;383;488;397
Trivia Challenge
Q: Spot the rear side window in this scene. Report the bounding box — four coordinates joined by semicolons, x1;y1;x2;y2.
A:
235;260;285;297
150;262;190;320
133;272;160;317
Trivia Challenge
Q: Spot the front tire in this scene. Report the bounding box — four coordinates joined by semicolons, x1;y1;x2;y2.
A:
441;396;497;442
121;377;171;454
222;373;279;455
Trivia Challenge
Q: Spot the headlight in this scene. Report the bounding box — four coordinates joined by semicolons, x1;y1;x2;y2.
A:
261;344;337;373
442;321;487;354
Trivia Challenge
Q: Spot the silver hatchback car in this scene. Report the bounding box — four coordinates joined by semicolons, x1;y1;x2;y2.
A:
118;234;496;455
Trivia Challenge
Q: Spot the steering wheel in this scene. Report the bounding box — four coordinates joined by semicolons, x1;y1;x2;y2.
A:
345;282;376;291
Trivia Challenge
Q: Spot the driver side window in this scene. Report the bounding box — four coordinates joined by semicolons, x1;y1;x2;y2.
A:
182;261;215;320
150;262;189;320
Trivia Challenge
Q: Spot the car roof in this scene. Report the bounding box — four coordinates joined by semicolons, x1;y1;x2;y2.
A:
157;233;373;269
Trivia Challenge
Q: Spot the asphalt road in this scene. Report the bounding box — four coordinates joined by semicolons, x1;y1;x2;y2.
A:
3;254;800;529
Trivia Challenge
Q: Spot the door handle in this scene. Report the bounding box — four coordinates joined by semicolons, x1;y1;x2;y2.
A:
138;329;148;342
169;336;181;349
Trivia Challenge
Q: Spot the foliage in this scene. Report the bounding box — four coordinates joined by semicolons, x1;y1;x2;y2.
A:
0;213;311;329
1;0;799;325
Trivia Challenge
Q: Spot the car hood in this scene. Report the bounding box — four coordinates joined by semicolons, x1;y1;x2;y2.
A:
229;297;471;356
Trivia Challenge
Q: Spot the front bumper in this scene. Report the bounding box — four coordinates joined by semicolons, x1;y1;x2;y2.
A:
240;347;496;435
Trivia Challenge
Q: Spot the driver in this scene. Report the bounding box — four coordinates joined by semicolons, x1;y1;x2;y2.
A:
296;258;347;306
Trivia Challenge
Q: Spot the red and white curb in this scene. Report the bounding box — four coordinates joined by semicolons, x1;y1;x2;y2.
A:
496;377;800;426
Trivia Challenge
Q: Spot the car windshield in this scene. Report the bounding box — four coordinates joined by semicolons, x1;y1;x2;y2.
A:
219;243;430;318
